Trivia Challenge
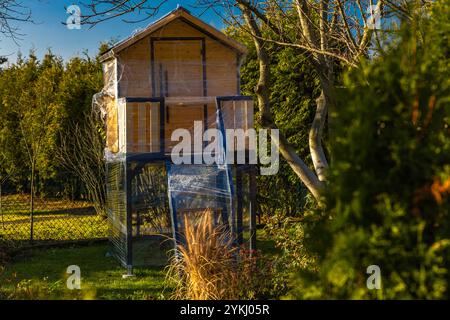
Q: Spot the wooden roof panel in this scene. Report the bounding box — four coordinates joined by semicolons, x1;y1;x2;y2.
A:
100;6;247;62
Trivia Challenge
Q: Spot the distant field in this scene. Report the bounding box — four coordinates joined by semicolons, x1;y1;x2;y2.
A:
0;194;108;242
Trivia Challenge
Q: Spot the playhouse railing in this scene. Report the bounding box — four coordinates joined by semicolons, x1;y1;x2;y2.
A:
114;96;253;161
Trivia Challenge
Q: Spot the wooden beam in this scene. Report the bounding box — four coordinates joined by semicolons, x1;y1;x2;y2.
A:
165;96;216;105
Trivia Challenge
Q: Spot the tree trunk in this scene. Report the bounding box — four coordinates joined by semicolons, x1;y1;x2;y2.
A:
241;6;325;201
309;90;329;181
272;131;324;200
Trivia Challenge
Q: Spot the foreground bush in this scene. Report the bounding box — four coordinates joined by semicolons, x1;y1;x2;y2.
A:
288;1;450;299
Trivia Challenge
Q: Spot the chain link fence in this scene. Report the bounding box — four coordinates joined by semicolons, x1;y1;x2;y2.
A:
0;177;108;248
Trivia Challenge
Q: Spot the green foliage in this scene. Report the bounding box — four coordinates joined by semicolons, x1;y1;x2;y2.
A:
289;1;450;299
264;213;318;297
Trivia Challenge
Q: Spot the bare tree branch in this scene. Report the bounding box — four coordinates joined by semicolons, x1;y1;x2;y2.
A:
57;104;106;215
77;0;168;27
0;0;32;42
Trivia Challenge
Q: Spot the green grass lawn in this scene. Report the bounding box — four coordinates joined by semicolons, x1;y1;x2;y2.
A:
0;228;279;300
0;243;169;300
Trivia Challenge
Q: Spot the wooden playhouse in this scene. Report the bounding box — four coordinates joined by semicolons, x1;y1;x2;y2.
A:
97;6;257;271
100;6;253;156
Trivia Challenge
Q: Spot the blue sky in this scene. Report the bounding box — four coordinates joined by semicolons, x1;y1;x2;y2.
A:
0;0;225;62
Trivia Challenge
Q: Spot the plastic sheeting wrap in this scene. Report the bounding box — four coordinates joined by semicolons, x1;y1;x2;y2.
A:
105;158;252;268
107;160;171;267
167;164;234;240
106;161;128;266
101;99;254;267
104;103;244;266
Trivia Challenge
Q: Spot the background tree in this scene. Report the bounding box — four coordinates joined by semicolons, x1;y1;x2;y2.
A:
0;54;28;185
226;23;320;216
78;0;414;201
15;52;64;240
0;49;103;211
231;0;407;200
55;52;104;209
77;0;167;26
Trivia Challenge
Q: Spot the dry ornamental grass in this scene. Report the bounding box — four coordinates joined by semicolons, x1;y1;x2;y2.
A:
166;210;274;300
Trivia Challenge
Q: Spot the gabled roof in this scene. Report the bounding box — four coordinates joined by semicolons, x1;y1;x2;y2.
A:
99;6;248;62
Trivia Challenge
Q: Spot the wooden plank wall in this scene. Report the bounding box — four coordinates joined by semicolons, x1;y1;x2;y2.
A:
222;100;254;132
106;96;118;153
115;99;253;154
116;18;238;98
154;40;203;97
118;100;160;153
165;104;203;153
118;40;151;97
